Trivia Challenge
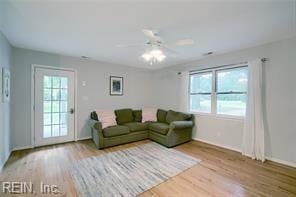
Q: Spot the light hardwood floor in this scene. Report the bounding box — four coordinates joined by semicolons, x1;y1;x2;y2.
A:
1;139;296;196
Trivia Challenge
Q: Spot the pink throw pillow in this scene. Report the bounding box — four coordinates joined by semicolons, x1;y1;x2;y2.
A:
96;110;117;128
142;108;157;122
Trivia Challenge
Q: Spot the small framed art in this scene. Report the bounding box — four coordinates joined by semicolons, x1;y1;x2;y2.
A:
110;76;123;96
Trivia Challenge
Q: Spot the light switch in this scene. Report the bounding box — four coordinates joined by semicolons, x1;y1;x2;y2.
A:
82;81;87;86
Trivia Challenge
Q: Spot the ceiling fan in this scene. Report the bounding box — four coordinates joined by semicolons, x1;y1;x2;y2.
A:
116;29;194;65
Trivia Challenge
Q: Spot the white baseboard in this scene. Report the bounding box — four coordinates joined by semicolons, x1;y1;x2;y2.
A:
193;138;296;168
0;150;11;173
193;137;241;153
265;157;296;168
11;137;92;152
76;136;92;141
12;145;34;151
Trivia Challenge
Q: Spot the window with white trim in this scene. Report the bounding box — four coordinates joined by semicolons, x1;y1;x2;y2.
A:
189;65;248;116
189;72;212;113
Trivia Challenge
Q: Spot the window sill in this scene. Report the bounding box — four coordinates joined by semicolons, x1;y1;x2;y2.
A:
190;112;245;121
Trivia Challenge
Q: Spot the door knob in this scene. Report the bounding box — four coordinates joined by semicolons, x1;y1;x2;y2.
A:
70;108;75;114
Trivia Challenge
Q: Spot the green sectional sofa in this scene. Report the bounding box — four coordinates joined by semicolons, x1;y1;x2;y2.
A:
90;108;194;149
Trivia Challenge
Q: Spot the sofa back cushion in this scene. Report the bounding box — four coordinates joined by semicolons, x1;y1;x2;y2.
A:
157;109;167;123
115;108;134;125
133;110;142;122
142;108;157;122
96;110;117;128
166;110;192;124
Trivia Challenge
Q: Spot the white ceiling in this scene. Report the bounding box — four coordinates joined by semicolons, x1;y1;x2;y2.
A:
1;0;296;69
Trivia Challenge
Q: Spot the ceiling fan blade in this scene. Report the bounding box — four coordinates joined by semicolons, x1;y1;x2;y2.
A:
142;29;155;38
142;29;163;42
116;43;145;48
160;45;177;55
175;39;194;45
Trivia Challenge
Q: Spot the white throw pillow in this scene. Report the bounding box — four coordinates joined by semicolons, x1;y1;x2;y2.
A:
142;108;157;122
96;110;117;128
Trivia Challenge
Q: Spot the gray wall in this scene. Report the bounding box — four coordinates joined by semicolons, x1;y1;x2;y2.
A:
11;48;157;149
155;36;296;165
150;70;181;110
0;31;11;170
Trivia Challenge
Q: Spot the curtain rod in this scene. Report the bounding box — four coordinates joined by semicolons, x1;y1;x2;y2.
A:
189;58;268;73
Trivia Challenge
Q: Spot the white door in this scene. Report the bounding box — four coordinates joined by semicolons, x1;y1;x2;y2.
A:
34;67;76;146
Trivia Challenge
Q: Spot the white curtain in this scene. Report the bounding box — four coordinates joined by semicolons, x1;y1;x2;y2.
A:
179;71;189;113
242;59;265;162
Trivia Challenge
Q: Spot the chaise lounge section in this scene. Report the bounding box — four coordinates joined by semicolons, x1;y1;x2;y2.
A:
90;108;194;149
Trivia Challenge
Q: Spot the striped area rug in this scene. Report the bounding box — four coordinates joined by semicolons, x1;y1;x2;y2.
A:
69;142;200;197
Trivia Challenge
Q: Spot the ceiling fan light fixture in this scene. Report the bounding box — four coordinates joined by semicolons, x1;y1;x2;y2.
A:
142;48;166;64
141;53;152;61
150;49;163;56
156;54;166;61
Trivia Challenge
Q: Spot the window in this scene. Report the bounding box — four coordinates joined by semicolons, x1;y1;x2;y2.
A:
189;65;248;116
189;72;212;113
216;67;248;116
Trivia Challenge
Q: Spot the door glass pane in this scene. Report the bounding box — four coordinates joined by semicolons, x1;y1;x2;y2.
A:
52;113;60;125
61;77;68;88
52;89;60;100
44;89;51;101
44;101;52;113
52;125;60;137
60;125;67;136
44;76;52;88
60;113;67;125
60;101;68;112
43;75;69;139
190;94;211;113
44;113;51;125
43;125;52;138
52;101;60;113
52;77;60;88
60;89;67;101
217;94;247;116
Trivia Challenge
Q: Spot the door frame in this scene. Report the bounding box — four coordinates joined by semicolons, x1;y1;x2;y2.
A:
31;64;78;147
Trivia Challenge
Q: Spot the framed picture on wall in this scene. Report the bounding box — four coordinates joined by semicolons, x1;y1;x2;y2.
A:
2;68;10;102
110;76;123;96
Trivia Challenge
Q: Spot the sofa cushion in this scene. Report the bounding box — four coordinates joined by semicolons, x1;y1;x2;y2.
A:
103;125;130;137
149;122;169;135
133;110;142;122
157;109;167;123
166;110;191;124
114;108;134;125
124;122;148;132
